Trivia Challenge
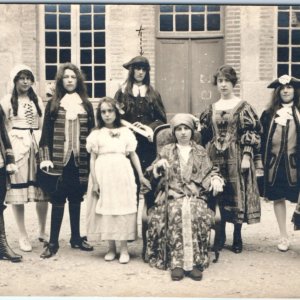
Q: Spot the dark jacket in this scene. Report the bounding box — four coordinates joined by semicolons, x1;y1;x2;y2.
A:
260;106;300;188
39;100;95;189
114;85;167;170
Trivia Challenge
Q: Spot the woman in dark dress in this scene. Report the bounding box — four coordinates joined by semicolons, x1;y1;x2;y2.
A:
200;65;261;254
114;56;167;260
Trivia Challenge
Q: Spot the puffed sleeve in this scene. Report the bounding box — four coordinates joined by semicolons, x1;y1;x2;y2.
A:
239;102;262;158
199;106;213;146
86;129;100;154
125;127;138;152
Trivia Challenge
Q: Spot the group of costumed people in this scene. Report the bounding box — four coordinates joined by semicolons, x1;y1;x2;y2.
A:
0;56;299;282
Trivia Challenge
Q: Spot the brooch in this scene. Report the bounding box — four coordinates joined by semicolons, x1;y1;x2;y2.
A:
109;130;120;138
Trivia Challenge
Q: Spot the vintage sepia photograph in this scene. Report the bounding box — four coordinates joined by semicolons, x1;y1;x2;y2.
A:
0;1;300;298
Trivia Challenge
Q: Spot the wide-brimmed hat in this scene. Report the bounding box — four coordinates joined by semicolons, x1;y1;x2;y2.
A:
122;56;150;70
267;74;300;89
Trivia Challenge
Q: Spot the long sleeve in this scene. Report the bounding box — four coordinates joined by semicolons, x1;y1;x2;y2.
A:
38;101;53;162
239;102;262;158
199;106;213;147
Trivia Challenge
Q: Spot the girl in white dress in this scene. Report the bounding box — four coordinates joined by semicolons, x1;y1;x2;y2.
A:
86;97;150;264
1;65;48;252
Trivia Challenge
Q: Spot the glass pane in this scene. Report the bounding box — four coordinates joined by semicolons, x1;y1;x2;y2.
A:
277;64;289;77
45;49;57;63
86;83;92;98
207;14;220;31
45;14;57;30
292;6;300;10
95;66;105;80
278;6;289;10
80;15;91;30
292;64;300;78
292;12;300;27
94;5;105;13
207;5;220;11
277;47;289;61
94;32;105;47
81;66;92;81
80;5;91;13
45;32;57;46
292;30;300;44
160;5;173;13
80;32;92;47
60;49;71;63
292;48;300;61
192;14;204;31
59;14;70;30
278;12;289;27
191;5;205;12
176;15;189;31
59;5;70;13
94;49;105;64
95;83;106;97
94;15;105;30
46;65;57;80
59;32;71;47
81;50;92;64
175;5;189;12
278;29;289;44
45;5;56;12
160;15;173;31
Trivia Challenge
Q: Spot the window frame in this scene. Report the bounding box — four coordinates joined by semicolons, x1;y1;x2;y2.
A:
277;6;300;78
156;5;224;39
38;4;106;101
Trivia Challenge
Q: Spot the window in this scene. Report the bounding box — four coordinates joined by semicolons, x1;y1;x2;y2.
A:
43;4;106;98
277;6;300;78
159;5;222;35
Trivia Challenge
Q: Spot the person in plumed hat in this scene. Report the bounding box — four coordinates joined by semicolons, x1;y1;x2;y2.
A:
114;56;167;261
146;113;223;281
0;65;48;253
260;74;300;251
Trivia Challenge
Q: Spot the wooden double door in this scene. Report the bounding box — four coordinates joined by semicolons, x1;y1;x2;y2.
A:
156;38;224;120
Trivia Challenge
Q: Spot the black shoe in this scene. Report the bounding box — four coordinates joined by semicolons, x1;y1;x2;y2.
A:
0;239;22;263
171;268;185;281
188;267;203;281
40;242;59;259
70;236;93;251
232;236;243;253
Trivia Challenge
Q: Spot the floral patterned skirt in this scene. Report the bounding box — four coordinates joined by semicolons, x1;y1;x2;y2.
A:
147;195;214;271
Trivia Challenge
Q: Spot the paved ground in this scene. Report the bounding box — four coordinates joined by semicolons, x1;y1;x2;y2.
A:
1;198;300;298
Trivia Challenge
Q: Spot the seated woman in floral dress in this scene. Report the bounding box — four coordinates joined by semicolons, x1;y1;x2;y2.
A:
146;113;224;281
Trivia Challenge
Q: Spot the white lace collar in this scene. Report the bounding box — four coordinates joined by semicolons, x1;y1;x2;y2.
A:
60;92;85;120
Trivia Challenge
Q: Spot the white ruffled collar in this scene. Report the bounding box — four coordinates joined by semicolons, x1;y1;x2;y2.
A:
275;103;294;126
60;92;85;120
